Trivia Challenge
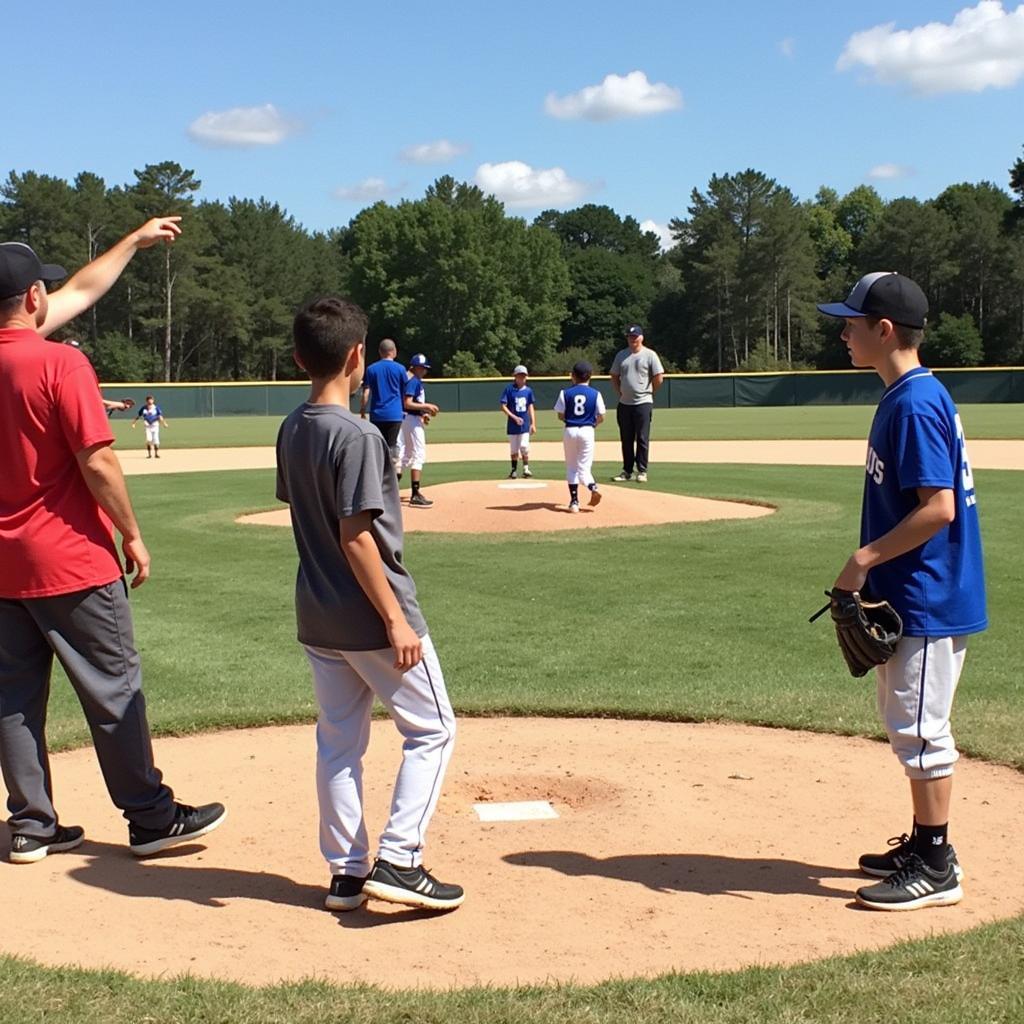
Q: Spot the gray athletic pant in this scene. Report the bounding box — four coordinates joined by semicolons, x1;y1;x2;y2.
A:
0;581;175;839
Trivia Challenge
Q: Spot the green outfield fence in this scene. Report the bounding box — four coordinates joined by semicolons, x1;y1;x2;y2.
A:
101;367;1024;418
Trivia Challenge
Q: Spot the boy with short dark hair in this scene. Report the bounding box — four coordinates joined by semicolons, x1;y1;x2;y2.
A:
276;297;463;913
818;272;987;911
554;361;605;513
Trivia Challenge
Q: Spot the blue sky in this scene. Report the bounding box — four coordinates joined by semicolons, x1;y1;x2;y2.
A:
10;1;1024;243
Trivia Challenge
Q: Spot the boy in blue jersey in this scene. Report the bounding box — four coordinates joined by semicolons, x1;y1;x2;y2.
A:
401;354;440;508
131;394;169;458
500;365;536;478
554;361;605;513
818;272;987;912
359;338;407;470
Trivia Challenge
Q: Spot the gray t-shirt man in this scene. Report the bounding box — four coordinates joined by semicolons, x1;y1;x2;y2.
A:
276;403;427;651
610;346;665;405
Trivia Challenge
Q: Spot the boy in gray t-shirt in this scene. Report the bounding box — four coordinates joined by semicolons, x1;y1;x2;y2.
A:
276;296;463;913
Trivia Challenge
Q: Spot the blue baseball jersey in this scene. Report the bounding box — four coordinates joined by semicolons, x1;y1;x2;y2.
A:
500;384;535;435
556;384;604;427
404;375;426;418
861;367;986;637
362;359;407;422
138;405;163;425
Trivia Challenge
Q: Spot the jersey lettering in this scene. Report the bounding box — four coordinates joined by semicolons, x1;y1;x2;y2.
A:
866;446;884;485
515;396;527;413
572;393;587;418
954;414;977;507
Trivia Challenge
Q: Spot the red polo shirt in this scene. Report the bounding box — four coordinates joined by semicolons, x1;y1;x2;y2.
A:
0;328;122;598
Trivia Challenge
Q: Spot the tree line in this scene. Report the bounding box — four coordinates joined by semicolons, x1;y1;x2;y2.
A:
2;150;1023;382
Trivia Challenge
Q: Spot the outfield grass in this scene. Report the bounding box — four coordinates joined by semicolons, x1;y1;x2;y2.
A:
107;401;1024;449
9;458;1024;1022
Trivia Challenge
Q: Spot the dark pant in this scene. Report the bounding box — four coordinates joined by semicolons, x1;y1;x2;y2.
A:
0;582;175;838
371;419;402;464
616;403;653;474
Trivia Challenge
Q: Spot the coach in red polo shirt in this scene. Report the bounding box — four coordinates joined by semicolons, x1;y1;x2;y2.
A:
0;219;225;863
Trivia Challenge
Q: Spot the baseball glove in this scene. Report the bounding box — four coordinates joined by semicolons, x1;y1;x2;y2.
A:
121;397;136;409
809;589;903;678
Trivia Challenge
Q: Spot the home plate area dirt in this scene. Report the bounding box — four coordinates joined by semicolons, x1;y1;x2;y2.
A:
1;719;1022;989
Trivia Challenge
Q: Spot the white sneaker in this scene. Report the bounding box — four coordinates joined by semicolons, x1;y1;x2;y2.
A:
612;472;631;482
523;467;532;478
636;472;648;482
568;501;580;513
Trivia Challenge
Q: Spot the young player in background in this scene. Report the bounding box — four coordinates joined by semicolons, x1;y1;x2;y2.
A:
401;354;439;507
554;361;604;513
131;395;168;458
500;365;536;478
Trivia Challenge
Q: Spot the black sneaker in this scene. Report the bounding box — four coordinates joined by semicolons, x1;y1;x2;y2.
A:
362;858;464;910
129;802;227;857
408;493;434;508
855;853;963;911
859;833;964;881
9;824;85;864
325;873;368;912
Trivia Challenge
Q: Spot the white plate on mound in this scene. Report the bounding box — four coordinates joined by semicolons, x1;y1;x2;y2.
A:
497;481;549;490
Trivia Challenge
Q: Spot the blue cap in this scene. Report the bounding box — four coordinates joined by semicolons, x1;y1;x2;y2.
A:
572;360;592;379
409;353;431;368
626;324;643;337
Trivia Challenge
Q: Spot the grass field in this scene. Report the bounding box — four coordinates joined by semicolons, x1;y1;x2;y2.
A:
107;402;1024;449
3;433;1023;1022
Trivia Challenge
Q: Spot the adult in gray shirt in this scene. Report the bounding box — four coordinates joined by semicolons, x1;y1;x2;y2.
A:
610;324;664;482
276;296;462;913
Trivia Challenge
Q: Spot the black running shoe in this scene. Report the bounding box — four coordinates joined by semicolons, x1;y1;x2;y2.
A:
325;873;368;912
408;493;434;508
362;858;464;910
129;802;227;857
855;853;963;911
9;824;85;864
859;833;963;880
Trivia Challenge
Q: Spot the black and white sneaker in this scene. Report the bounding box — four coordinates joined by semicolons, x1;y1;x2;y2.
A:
523;467;532;478
129;802;227;857
859;833;963;880
9;824;85;864
325;873;368;912
408;493;434;508
612;471;632;482
855;853;963;911
362;859;464;910
507;469;518;479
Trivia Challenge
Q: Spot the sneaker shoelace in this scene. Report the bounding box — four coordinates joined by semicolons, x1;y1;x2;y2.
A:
886;832;913;852
883;852;929;889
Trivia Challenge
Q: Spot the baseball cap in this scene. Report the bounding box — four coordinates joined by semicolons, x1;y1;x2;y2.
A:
626;324;644;337
572;360;592;379
513;364;528;375
0;242;67;301
409;353;431;368
817;272;928;329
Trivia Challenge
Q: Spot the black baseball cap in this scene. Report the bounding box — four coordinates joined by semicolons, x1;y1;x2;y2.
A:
626;324;644;337
572;360;592;379
0;242;67;301
817;272;928;329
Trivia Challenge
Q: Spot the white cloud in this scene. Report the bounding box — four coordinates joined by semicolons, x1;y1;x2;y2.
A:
544;70;683;121
867;164;915;180
474;161;591;208
399;139;469;164
779;37;796;58
187;104;298;147
640;219;675;252
837;1;1024;95
334;178;404;203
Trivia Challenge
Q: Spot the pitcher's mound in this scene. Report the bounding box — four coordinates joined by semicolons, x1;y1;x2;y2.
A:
237;479;774;533
1;719;1022;990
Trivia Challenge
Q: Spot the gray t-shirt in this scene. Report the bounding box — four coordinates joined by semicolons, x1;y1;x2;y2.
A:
610;347;665;405
276;403;427;651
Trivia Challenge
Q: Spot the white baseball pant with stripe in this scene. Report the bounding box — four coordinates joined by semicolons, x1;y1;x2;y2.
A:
562;425;596;485
304;634;456;875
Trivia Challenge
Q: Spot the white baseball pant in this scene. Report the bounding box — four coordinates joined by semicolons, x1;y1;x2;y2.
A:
145;424;160;446
509;433;531;455
876;635;966;780
304;635;456;874
400;416;427;471
562;425;596;485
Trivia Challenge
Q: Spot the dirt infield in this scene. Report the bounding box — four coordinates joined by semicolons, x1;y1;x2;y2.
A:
116;438;1024;475
2;719;1022;989
238;478;773;533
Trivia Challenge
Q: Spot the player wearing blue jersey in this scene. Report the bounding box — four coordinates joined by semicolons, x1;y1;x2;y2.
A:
554;361;605;513
359;339;407;469
500;365;536;478
131;395;169;458
818;272;987;912
401;354;439;508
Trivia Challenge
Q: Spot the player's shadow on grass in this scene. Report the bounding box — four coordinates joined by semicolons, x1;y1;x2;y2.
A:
487;502;590;514
53;840;326;911
503;850;858;900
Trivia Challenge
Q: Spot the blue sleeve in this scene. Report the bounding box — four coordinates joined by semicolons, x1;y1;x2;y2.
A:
404;378;418;398
893;414;955;491
500;385;512;407
526;387;535;407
